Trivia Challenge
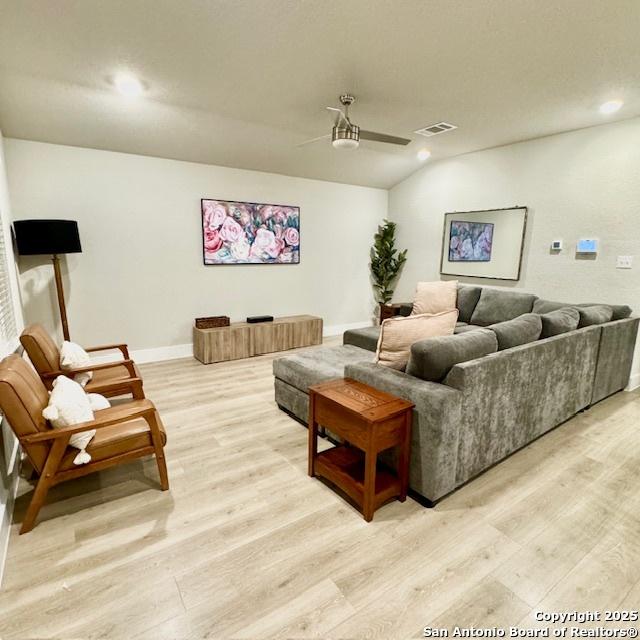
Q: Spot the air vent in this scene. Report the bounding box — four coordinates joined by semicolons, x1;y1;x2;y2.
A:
414;122;458;137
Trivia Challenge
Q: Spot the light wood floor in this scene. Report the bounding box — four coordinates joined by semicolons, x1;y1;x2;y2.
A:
1;341;640;639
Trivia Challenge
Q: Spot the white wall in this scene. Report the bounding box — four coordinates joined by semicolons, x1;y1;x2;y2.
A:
4;140;387;355
0;129;24;584
388;116;640;383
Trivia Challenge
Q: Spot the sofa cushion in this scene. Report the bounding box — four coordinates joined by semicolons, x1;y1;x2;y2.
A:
540;308;580;338
406;328;498;382
532;299;569;314
456;285;482;323
577;303;631;321
489;313;542;350
534;299;632;321
273;344;373;391
454;323;483;334
343;326;380;352
577;305;613;327
412;280;458;315
470;288;537;326
377;310;458;370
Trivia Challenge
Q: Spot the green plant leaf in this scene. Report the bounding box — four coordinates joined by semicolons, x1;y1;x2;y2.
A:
369;219;408;304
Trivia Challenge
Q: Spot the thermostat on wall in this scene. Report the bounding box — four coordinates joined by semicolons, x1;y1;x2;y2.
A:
551;240;563;251
577;238;598;254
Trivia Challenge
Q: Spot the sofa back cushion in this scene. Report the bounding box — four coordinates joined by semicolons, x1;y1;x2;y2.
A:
577;305;613;327
406;328;497;382
540;308;580;338
533;299;632;321
412;280;458;315
532;299;568;314
456;285;482;323
376;309;458;370
470;288;537;326
577;302;631;321
489;313;542;350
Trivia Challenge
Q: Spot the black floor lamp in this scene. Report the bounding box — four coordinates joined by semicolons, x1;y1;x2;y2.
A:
14;219;82;341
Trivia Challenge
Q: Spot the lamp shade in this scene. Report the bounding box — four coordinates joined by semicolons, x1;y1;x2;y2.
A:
13;219;82;255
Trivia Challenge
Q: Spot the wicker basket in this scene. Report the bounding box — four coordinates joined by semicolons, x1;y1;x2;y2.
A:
195;316;230;329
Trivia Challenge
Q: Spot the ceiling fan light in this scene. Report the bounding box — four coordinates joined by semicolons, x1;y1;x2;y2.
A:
332;124;360;149
332;138;359;149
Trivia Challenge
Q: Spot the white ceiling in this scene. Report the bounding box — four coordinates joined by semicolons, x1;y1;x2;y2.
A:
1;0;639;189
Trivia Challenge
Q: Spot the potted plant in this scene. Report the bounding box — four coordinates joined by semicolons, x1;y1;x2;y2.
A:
370;219;407;321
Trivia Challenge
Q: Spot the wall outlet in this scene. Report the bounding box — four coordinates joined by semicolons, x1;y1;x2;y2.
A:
616;255;633;269
551;240;563;251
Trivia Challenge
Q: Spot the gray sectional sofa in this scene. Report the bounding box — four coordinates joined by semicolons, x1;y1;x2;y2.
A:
273;285;638;505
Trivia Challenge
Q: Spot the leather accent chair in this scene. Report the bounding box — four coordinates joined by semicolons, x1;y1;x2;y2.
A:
20;323;144;399
0;354;169;533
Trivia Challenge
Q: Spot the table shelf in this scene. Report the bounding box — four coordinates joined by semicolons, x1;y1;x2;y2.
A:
315;445;401;509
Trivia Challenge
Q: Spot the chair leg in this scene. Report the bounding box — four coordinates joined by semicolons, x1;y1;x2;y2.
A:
155;450;169;491
21;475;52;534
132;379;145;400
147;412;169;491
20;438;67;534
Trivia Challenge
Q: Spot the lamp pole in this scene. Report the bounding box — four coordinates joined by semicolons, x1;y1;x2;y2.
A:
51;254;70;341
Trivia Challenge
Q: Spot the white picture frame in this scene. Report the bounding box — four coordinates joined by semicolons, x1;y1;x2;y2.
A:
440;206;528;281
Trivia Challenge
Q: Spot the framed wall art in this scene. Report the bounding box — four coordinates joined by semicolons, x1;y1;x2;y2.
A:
201;198;300;265
440;206;527;280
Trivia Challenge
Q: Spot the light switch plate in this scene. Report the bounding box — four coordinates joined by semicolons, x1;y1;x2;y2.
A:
616;255;633;269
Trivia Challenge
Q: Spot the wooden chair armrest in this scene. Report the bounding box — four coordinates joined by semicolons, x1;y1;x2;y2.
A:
85;343;130;359
81;376;143;395
42;359;137;379
23;400;157;444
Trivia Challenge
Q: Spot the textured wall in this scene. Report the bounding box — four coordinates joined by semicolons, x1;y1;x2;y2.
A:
5;139;387;351
389;116;640;382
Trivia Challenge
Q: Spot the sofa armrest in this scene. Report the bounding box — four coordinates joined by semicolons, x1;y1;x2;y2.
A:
397;303;413;317
345;362;463;502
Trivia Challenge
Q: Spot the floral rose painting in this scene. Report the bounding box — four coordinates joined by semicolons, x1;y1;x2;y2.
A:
448;221;494;262
201;199;300;264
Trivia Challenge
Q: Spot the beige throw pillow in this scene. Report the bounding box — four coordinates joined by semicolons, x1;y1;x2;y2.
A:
412;280;458;315
376;309;459;370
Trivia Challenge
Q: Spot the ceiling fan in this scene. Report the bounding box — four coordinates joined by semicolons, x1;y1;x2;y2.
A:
298;94;411;149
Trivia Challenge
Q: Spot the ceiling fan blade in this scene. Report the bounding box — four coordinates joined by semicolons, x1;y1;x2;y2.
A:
326;106;349;127
296;133;331;147
360;130;412;146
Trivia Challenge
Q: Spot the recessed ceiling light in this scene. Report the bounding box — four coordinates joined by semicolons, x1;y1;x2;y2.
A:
417;148;431;161
599;100;623;114
113;73;144;98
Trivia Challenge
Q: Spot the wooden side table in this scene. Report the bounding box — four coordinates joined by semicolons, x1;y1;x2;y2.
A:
308;378;414;522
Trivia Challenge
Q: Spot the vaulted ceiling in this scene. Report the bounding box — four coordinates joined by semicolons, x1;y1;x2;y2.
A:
1;0;639;188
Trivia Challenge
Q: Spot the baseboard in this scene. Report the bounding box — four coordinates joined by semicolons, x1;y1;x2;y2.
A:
0;455;20;588
323;320;373;337
625;371;640;392
129;343;193;364
91;320;374;366
90;343;192;365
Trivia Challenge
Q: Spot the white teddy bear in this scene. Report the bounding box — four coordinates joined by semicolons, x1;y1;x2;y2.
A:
42;376;110;465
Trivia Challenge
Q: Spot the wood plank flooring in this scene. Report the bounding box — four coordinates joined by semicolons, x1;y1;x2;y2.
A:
1;340;639;639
